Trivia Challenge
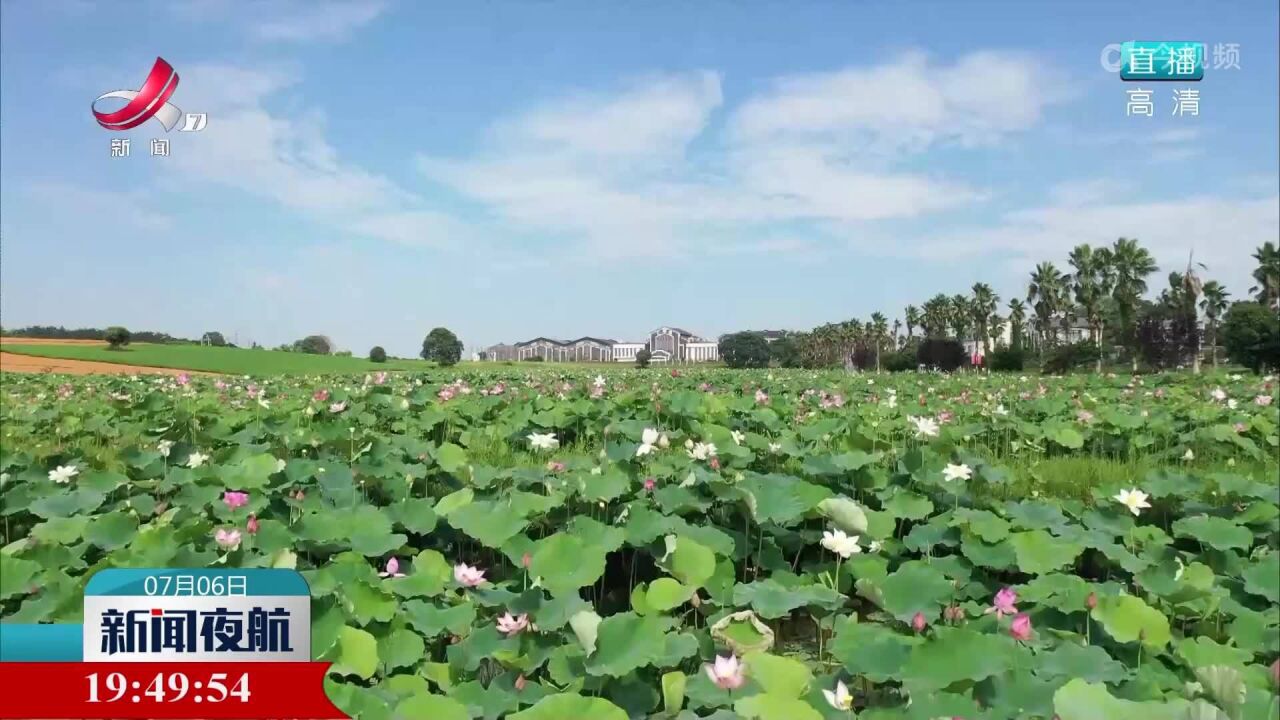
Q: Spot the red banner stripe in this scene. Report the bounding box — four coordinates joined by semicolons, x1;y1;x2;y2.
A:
93;57;179;130
0;662;348;719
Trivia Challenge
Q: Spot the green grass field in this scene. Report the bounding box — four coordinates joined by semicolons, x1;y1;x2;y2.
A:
0;343;436;375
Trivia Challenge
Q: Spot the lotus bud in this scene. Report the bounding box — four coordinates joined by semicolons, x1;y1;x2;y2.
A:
1086;592;1097;610
515;674;527;691
521;553;531;568
911;612;927;633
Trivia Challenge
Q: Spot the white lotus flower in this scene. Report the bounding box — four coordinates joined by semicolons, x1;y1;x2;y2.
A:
994;404;1008;416
688;442;717;460
731;430;745;446
527;432;559;451
48;465;79;484
257;397;271;409
275;458;287;473
823;680;854;711
593;375;606;389
186;452;209;469
1114;488;1152;516
1183;448;1195;461
1174;555;1185;581
821;529;861;558
1227;399;1238;410
942;463;972;482
909;416;940;438
867;540;883;553
768;442;782;454
636;428;662;457
1211;388;1227;401
157;440;174;458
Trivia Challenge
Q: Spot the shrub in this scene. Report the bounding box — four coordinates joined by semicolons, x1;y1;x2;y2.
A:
1222;301;1280;373
421;327;463;366
635;348;652;368
104;326;131;349
1136;304;1199;370
1042;341;1101;374
719;332;771;368
369;346;387;363
883;350;915;372
987;346;1028;372
523;355;545;362
201;331;227;347
915;338;967;371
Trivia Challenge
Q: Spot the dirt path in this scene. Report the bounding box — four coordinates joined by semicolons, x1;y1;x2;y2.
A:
0;351;217;376
0;340;217;376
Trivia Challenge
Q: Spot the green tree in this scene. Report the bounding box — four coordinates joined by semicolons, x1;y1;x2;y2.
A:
1199;280;1229;368
1109;237;1159;370
421;327;463;366
904;305;921;341
719;332;771;368
369;346;388;363
293;335;333;355
1222;301;1280;373
1069;244;1114;372
1250;241;1280;310
970;282;1000;356
104;326;131;349
634;348;652;368
768;334;801;367
949;294;973;340
1028;262;1066;347
921;295;951;338
201;331;227;347
870;312;890;372
1007;298;1027;350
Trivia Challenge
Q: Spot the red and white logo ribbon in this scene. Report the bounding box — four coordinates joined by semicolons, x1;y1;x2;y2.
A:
92;57;183;132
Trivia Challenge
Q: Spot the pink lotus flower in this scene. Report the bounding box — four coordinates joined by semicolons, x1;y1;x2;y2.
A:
329;401;347;413
496;612;529;636
176;373;190;387
938;410;954;423
214;528;241;551
454;563;486;587
215;380;228;390
709;457;721;471
1010;613;1033;641
246;514;259;535
699;383;712;392
912;612;927;633
546;461;565;472
1234;422;1248;433
378;557;406;578
1256;395;1273;406
373;372;388;385
222;491;250;511
1076;410;1094;423
313;389;330;402
643;477;656;491
754;389;770;404
521;553;531;568
985;587;1018;618
1155;388;1166;398
704;654;745;690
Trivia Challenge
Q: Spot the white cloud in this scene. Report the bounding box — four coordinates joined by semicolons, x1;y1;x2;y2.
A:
158;62;456;249
902;191;1280;297
732;50;1063;149
169;0;390;42
252;1;389;43
22;182;173;233
418;55;1024;259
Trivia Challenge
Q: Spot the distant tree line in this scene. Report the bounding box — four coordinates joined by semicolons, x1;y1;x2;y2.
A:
718;239;1279;374
1;325;192;344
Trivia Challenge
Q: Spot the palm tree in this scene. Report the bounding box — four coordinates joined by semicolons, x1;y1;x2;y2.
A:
1069;244;1114;372
1007;299;1027;350
1182;255;1206;374
1109;237;1159;371
891;318;902;350
1250;241;1280;310
1199;280;1229;368
870;312;889;372
904;305;920;340
950;294;973;340
922;295;950;338
970;282;1000;356
1027;262;1066;346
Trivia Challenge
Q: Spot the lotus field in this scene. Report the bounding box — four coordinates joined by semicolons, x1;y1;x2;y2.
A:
2;368;1279;720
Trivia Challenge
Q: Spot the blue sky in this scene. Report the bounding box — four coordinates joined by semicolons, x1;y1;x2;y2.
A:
1;0;1276;357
